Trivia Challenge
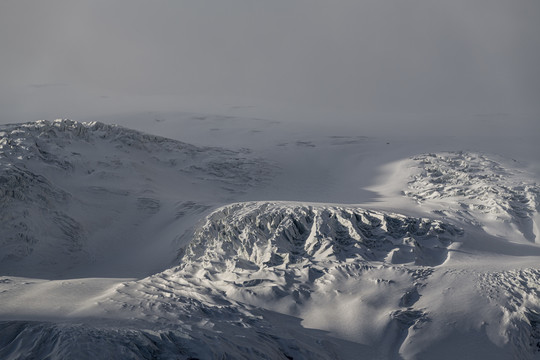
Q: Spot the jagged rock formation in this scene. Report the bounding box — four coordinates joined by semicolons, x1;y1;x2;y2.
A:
182;202;463;269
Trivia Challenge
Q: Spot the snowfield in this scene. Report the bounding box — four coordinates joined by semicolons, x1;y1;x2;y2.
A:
1;118;539;359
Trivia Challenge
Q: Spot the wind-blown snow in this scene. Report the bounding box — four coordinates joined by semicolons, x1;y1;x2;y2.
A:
1;118;539;359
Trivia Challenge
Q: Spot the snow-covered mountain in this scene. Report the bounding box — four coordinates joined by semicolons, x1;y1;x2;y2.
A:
405;152;539;242
1;118;539;359
0;119;273;277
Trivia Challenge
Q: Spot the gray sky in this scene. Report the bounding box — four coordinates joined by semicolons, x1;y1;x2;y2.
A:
1;0;539;130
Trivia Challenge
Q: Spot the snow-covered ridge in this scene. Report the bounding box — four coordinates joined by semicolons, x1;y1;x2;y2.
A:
181;202;463;269
94;201;462;358
0;119;270;184
0;118;198;155
404;152;540;241
0;308;336;360
149;202;463;348
0;119;274;276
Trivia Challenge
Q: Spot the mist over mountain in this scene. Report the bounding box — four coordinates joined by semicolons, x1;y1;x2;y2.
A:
1;1;539;358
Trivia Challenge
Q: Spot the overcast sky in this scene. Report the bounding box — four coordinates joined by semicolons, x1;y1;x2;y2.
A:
0;0;539;130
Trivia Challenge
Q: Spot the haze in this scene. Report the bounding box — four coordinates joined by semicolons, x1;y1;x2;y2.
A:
0;0;539;136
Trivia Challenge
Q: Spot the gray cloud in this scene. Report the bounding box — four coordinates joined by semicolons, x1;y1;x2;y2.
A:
0;0;539;132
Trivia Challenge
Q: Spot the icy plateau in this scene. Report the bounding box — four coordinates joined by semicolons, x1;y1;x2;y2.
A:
0;119;539;359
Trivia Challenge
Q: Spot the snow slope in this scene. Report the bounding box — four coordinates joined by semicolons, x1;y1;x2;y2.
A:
1;117;540;359
404;152;539;242
0;119;273;278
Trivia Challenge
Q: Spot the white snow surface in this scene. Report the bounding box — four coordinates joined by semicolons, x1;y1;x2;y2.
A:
0;119;273;278
0;117;540;359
